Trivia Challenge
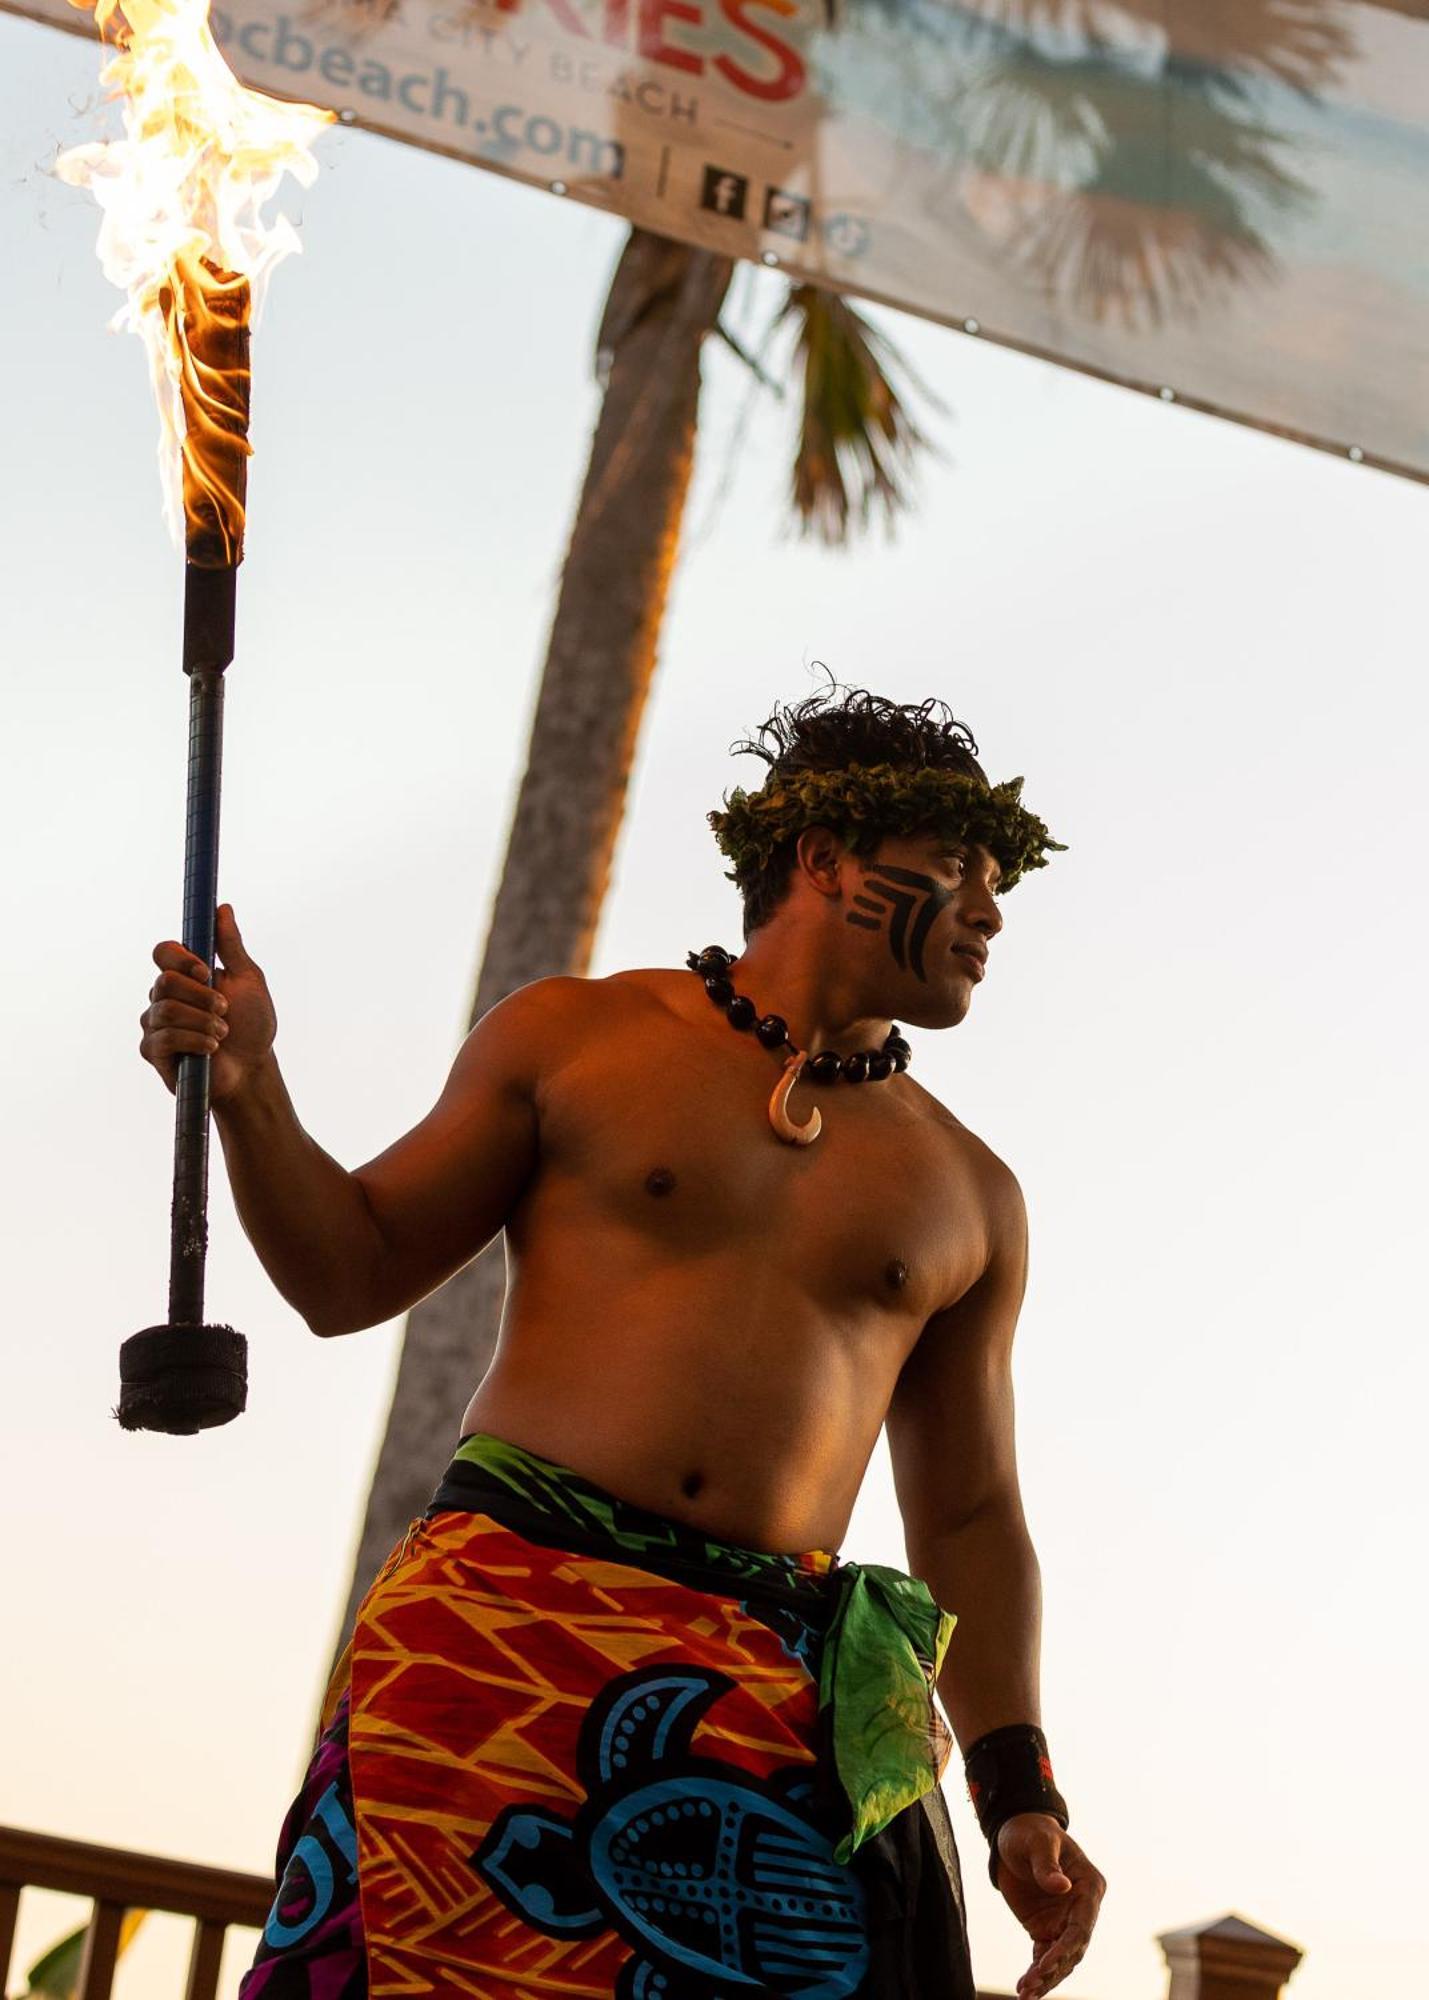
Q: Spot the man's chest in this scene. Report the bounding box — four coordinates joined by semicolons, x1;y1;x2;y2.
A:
536;1031;993;1320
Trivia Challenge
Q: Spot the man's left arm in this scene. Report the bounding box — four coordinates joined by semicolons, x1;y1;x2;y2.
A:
885;1156;1105;2000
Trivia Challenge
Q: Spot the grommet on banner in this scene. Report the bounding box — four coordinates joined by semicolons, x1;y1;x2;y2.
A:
1159;386;1176;401
1348;445;1364;462
761;250;780;266
550;180;568;195
963;317;980;334
338;107;355;125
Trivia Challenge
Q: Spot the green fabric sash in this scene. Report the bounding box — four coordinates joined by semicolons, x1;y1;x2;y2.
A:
819;1561;956;1862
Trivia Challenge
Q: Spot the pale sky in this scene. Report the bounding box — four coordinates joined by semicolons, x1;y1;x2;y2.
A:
2;12;1427;1999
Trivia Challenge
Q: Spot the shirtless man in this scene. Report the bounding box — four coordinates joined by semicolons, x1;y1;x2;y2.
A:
140;687;1105;1999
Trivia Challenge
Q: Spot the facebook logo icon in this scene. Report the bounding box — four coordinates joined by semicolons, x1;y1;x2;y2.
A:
700;165;749;221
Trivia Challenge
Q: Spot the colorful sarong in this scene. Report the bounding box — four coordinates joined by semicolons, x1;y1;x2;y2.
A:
241;1433;975;1998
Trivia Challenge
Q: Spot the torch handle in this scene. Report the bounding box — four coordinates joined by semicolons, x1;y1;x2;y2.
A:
168;565;235;1328
116;565;246;1433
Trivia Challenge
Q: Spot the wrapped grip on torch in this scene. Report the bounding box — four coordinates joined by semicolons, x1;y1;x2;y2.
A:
117;632;247;1434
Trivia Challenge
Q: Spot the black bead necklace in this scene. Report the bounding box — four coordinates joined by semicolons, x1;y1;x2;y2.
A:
685;945;911;1147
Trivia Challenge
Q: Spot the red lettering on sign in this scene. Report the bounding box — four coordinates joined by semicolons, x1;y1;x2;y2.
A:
601;0;633;46
494;0;593;36
639;0;704;75
715;0;804;101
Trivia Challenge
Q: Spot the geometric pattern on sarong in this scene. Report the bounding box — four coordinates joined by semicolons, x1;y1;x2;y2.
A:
239;1688;367;2000
344;1510;869;1998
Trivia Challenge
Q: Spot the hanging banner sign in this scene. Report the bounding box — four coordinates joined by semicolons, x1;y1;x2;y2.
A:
11;0;1429;481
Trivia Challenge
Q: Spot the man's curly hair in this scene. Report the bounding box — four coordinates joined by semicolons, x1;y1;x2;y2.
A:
709;679;1066;937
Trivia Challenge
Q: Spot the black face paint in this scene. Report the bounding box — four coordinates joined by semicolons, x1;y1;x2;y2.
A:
846;864;955;981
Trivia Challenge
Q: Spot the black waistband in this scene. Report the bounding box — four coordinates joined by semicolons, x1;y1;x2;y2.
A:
427;1445;839;1629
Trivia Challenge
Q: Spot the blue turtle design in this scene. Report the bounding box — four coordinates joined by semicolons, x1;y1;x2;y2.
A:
472;1665;869;1998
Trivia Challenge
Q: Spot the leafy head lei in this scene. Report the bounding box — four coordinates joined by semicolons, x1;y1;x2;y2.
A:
708;683;1067;908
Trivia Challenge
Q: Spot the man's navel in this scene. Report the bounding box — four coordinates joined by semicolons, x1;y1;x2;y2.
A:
645;1167;677;1197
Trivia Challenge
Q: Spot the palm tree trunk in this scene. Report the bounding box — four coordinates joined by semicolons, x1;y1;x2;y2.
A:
330;228;733;1664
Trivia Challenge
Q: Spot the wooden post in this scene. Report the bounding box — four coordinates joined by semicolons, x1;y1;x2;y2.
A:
0;1881;20;1995
185;1916;228;2000
76;1899;125;2000
1158;1913;1305;2000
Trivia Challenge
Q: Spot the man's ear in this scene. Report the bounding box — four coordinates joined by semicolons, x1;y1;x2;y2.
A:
793;823;848;900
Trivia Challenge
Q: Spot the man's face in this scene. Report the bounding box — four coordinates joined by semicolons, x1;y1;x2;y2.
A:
843;831;1004;1029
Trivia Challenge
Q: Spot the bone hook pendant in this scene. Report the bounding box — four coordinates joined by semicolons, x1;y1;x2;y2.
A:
769;1049;822;1146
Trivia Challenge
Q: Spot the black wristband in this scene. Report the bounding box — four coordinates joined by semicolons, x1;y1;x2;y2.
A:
963;1723;1069;1888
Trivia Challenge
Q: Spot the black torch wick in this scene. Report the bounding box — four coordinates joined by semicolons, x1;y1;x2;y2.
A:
118;259;250;1434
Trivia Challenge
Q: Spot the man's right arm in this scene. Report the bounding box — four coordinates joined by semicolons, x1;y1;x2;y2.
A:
212;1054;389;1337
214;982;557;1337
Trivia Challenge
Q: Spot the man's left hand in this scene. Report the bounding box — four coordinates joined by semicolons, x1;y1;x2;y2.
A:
993;1811;1106;1999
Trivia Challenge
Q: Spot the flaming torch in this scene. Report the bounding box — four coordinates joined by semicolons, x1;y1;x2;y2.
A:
57;0;331;1432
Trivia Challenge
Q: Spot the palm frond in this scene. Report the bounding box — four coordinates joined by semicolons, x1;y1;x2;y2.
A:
949;0;1353;97
984;40;1313;327
1007;147;1280;328
948;40;1113;184
774;286;945;547
24;1911;148;1998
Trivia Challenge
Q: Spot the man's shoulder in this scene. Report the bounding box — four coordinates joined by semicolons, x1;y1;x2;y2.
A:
598;965;692;1005
897;1072;1020;1181
488;966;688;1046
895;1075;1025;1240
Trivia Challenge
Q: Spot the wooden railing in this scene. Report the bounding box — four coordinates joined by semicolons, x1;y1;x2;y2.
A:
0;1822;1309;2000
0;1825;271;2000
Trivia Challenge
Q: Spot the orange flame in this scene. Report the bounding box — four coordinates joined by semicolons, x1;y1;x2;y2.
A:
56;0;332;563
